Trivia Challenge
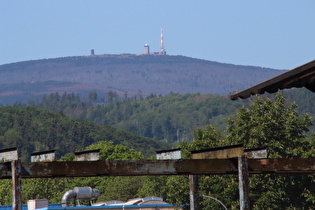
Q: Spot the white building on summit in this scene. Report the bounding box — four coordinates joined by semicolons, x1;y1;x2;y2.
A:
144;44;150;54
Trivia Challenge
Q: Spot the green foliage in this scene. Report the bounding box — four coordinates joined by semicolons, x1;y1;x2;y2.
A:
88;92;97;102
226;94;313;157
99;176;146;201
85;141;144;160
163;175;190;207
30;92;246;143
200;175;239;209
27;90;315;146
0;106;168;160
0;178;69;205
180;125;224;159
22;178;68;204
223;94;315;209
104;93;245;142
282;88;315;118
136;176;168;199
0;180;12;205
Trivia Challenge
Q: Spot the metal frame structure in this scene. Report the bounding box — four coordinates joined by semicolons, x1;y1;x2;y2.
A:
5;154;315;210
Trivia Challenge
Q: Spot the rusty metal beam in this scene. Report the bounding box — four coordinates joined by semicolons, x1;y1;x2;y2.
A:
0;158;314;179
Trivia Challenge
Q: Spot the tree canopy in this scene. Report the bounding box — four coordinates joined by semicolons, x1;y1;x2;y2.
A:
0;106;168;160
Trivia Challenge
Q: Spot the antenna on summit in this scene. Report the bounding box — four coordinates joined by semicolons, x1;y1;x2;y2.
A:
160;26;166;55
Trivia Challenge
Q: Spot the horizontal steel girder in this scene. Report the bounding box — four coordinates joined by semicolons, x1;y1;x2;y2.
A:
1;158;315;179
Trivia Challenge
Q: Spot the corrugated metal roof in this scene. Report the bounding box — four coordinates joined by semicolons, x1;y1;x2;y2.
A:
230;59;315;100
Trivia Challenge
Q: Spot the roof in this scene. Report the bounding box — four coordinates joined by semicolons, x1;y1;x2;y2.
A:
230;59;315;100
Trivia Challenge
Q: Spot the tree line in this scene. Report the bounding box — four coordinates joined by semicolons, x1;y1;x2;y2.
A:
0;106;168;160
26;88;315;144
27;91;247;143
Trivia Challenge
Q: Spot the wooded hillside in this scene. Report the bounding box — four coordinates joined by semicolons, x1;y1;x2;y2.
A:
0;106;169;160
0;54;283;104
28;88;315;144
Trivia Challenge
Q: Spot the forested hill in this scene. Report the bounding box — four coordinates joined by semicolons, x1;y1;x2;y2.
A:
0;106;169;160
0;54;283;104
28;89;315;144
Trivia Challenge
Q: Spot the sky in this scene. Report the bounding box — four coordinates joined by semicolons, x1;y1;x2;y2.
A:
1;1;315;70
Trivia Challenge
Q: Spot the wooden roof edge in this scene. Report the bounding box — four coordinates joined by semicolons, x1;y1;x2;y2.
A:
230;59;315;100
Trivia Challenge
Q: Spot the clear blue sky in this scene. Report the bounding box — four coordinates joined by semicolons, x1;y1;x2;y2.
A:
1;1;315;70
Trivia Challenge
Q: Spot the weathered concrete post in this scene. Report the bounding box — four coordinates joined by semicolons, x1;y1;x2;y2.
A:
189;174;200;210
238;156;250;210
12;160;22;210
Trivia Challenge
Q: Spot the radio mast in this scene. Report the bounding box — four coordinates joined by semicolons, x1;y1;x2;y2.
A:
160;26;166;55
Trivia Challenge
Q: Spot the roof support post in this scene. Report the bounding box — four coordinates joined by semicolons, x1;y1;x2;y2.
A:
238;156;250;210
12;160;22;210
189;174;200;210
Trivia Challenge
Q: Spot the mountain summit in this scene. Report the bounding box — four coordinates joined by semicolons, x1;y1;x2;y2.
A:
0;54;283;104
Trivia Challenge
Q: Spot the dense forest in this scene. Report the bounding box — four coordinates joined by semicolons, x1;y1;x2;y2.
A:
28;92;247;142
24;88;315;144
0;93;314;209
0;106;169;160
